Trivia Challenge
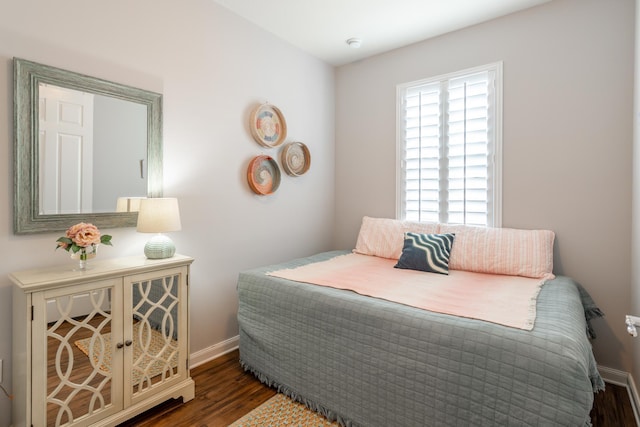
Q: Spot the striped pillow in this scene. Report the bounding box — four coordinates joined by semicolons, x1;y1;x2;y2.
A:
394;232;456;275
439;224;555;279
353;216;440;260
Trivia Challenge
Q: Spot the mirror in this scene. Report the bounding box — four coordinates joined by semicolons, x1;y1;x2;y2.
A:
14;58;163;234
43;275;180;425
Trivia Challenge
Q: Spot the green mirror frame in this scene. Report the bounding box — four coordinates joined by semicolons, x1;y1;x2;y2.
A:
13;58;163;234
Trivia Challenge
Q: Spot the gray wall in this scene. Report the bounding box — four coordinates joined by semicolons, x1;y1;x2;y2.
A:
633;0;640;403
93;94;147;212
0;1;335;425
335;0;635;374
0;0;636;425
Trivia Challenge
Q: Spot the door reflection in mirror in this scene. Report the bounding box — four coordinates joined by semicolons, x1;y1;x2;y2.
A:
39;83;148;215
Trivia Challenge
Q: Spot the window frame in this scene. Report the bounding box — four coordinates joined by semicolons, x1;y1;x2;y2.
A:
395;62;503;227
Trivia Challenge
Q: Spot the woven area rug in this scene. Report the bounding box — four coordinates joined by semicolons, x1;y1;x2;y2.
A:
74;323;177;384
230;393;339;426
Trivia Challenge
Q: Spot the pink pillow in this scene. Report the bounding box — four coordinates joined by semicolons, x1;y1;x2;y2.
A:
439;224;555;279
354;217;440;260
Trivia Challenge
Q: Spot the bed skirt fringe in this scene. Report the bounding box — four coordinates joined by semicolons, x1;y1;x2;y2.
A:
239;358;355;427
575;281;605;340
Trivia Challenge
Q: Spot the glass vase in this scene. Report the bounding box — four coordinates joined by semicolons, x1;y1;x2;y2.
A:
78;248;89;271
72;246;97;271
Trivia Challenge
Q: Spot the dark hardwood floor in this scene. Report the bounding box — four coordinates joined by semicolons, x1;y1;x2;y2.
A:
118;349;637;426
118;350;276;427
591;381;637;427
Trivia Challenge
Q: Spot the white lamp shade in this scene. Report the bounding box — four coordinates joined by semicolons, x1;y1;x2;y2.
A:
136;198;182;233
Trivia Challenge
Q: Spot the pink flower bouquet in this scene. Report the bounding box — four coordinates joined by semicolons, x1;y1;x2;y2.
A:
56;222;113;255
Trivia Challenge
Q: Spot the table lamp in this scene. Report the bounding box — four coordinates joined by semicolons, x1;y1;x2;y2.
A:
136;197;182;259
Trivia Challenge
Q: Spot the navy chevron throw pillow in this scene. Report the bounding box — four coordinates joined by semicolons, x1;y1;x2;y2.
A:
394;232;456;275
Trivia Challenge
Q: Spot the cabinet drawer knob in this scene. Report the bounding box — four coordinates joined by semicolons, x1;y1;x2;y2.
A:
125;340;133;347
116;342;124;349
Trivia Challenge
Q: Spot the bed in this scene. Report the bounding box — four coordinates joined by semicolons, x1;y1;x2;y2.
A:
237;218;604;426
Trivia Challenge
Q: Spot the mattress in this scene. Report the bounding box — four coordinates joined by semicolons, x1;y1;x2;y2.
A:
237;250;603;426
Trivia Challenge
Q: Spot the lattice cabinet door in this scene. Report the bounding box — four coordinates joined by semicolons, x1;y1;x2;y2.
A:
31;278;124;427
123;266;190;407
11;255;195;427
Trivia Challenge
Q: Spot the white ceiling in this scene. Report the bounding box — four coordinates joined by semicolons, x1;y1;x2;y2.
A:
212;0;552;66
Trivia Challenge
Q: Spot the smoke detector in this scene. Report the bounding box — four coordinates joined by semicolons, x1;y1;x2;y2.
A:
346;38;362;49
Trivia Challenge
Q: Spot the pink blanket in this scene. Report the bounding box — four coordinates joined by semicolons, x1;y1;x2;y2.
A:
267;253;547;330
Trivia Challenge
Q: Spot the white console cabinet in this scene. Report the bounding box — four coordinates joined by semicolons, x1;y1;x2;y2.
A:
10;255;195;427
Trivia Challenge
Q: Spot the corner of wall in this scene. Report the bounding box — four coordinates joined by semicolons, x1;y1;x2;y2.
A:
189;335;239;369
599;365;640;424
632;0;640;410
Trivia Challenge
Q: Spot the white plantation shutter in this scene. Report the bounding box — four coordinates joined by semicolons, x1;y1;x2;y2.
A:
403;82;441;223
397;63;502;227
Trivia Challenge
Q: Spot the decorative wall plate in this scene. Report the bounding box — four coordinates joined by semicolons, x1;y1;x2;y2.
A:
281;142;311;176
247;155;281;195
250;103;287;147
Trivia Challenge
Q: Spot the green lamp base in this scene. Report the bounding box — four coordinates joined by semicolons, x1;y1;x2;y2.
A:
144;234;176;259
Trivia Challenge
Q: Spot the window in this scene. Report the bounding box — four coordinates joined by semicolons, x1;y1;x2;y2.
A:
396;62;502;227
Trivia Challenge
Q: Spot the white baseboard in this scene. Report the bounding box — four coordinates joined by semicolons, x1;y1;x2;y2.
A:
598;365;640;425
189;335;239;369
599;365;631;387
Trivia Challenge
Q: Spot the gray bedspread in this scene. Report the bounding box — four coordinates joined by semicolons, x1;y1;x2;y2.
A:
237;250;604;426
